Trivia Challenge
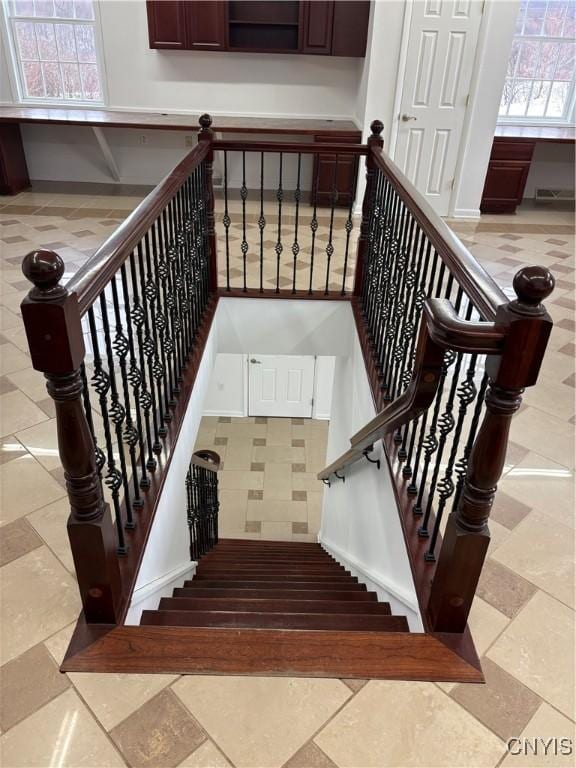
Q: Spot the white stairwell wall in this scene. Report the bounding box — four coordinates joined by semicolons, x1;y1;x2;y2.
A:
127;298;422;629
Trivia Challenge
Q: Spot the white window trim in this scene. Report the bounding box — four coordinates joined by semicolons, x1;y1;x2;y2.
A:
0;0;109;107
499;19;576;126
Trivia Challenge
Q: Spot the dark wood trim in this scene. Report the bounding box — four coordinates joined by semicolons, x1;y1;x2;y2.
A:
213;140;368;155
68;142;209;316
370;146;507;321
61;625;483;682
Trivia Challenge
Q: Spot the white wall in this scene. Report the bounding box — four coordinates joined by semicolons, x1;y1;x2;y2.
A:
319;331;422;631
451;0;519;217
523;142;575;199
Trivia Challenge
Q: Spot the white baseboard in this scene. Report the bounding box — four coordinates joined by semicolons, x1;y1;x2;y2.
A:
318;536;423;631
450;208;481;220
203;408;246;418
125;560;196;625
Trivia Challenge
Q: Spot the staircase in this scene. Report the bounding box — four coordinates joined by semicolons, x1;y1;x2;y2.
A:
140;539;409;633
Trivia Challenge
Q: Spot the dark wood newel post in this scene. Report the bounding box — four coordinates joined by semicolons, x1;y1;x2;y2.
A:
353;119;384;297
21;250;123;624
198;113;217;293
427;266;555;633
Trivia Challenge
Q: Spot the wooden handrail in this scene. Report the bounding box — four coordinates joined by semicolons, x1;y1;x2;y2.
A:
370;146;507;321
191;449;222;472
317;299;506;482
212;139;368;155
68;141;210;316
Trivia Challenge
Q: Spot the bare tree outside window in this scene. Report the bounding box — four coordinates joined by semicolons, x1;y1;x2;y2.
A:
500;0;575;122
4;0;104;103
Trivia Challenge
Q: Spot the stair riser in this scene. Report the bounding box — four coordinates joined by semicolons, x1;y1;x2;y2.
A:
140;610;410;632
158;597;392;615
195;568;348;577
182;581;366;591
173;588;378;601
192;574;355;582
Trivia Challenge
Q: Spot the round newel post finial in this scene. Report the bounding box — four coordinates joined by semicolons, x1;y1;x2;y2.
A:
370;119;384;138
22;249;66;300
512;265;555;315
199;113;213;130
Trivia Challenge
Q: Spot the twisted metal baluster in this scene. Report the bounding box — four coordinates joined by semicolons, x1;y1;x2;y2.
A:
199;161;211;309
223;150;231;291
452;370;489;514
374;184;401;376
340;178;355;295
87;306;128;554
79;361;106;477
324;154;339;294
259;151;265;294
363;172;387;338
120;263;150;488
168;194;186;382
110;275;143;510
369;176;393;355
185;173;201;338
361;168;383;314
240;151;248;292
142;232;167;436
292;152;302;293
128;251;157;469
275;152;284;293
153;215;176;410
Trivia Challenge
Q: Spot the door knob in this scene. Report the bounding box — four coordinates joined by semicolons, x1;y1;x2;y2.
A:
401;114;417;122
250;358;261;364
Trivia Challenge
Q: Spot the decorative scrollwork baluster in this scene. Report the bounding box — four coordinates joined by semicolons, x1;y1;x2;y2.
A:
240;150;248;293
292;152;302;294
275;152;284;294
259;151;265;294
324;154;339;294
223;150;231;291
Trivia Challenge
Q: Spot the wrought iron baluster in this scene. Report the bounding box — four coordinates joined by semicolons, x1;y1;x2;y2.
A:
292;152;302;293
361;167;384;313
223;150;231;291
373;183;400;376
120;263;151;488
143;232;167;436
341;178;355;295
153;215;176;411
87;306;128;554
109;275;143;510
128;251;157;468
275;152;284;294
240;150;248;293
259;151;265;294
197;162;209;312
309;159;319;294
170;191;187;378
79;361;106;478
452;370;489;514
324;153;339;294
186;172;201;338
364;172;388;342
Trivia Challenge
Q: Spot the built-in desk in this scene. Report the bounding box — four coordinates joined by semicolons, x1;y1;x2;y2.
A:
0;106;361;197
480;124;575;214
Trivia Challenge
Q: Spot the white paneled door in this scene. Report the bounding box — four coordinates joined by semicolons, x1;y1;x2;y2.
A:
248;355;315;418
394;0;483;215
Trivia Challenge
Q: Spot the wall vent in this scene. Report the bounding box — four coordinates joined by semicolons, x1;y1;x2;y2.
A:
534;188;575;202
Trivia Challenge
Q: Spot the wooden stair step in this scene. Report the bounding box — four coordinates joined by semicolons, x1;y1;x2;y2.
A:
216;539;322;548
140;610;410;632
173;587;378;601
199;556;340;565
182;580;365;591
158;596;392;615
192;573;356;582
195;566;348;576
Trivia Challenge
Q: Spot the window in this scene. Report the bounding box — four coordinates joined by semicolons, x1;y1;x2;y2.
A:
499;0;575;123
3;0;104;104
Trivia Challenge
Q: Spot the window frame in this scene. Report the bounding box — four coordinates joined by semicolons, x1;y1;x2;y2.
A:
0;0;108;107
499;2;576;126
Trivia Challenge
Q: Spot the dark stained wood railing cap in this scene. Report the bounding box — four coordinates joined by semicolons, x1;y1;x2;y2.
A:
22;249;66;301
511;265;555;316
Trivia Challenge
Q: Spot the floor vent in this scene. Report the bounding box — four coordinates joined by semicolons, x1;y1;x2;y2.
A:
534;188;575;202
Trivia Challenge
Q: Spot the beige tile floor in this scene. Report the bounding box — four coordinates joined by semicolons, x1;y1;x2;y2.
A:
0;185;575;767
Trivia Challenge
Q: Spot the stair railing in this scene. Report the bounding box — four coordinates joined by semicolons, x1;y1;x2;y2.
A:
186;450;221;560
319;121;555;634
20;127;218;624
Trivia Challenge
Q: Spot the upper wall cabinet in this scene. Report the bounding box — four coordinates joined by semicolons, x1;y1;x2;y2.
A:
146;1;370;57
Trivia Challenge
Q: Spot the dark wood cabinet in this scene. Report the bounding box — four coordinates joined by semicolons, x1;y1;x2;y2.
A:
146;1;369;57
147;1;188;49
0;124;30;195
481;138;535;214
312;134;359;208
301;1;334;54
185;0;227;49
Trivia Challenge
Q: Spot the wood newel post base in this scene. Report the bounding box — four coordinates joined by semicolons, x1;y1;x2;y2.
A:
427;266;555;633
21;250;123;624
353;119;384;297
198;113;217;293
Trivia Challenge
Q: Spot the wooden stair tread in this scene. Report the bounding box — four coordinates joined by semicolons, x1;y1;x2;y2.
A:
173;587;378;601
192;573;355;582
158;596;392;614
140;610;410;632
181;580;366;591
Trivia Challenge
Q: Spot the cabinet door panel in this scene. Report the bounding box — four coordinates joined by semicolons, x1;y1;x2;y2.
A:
312;135;359;208
146;1;187;49
186;0;227;49
331;1;370;57
480;162;531;214
301;1;334;54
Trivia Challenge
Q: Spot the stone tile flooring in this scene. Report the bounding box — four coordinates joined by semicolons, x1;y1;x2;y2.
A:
194;415;329;541
0;185;574;766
